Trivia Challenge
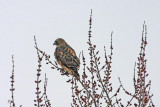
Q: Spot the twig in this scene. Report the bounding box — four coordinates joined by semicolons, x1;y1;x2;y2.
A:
34;36;44;106
43;74;51;107
9;55;15;107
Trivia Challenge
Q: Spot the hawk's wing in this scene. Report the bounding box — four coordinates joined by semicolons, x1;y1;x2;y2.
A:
55;44;80;70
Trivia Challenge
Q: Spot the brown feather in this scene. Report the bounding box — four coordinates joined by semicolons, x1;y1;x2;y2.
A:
54;38;80;79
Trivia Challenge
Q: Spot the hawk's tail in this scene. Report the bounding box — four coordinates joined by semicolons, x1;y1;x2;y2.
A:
75;72;80;80
71;67;80;80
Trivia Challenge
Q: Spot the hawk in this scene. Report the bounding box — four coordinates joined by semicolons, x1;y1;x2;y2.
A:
53;38;80;80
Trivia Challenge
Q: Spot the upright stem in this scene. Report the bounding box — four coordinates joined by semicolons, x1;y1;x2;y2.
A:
11;55;15;107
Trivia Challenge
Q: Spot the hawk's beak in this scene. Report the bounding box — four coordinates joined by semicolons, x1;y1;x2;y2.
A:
53;41;58;46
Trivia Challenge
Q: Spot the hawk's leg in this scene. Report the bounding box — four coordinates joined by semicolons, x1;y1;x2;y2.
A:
61;72;69;76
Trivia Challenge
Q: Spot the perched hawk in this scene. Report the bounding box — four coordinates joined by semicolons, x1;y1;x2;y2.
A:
53;38;80;80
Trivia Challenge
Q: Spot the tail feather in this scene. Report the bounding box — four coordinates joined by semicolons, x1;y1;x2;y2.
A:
71;67;80;80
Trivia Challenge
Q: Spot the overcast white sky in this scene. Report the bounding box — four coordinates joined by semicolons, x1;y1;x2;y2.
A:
0;0;160;106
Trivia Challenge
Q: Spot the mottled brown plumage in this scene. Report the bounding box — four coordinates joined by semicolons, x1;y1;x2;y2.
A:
53;38;80;80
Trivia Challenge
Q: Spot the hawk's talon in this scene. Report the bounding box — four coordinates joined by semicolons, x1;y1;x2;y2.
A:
59;68;65;73
61;71;69;76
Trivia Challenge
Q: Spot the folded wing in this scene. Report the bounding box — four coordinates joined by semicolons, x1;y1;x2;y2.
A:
55;44;80;77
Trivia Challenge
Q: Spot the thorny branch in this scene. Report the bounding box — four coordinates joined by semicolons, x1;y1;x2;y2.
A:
34;36;51;107
118;22;154;107
34;36;44;107
40;74;51;107
9;55;15;107
8;55;22;107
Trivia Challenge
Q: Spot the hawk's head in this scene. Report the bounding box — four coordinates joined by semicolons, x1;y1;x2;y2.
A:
53;38;66;47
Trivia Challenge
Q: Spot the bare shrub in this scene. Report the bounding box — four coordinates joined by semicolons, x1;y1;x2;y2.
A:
8;10;154;107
